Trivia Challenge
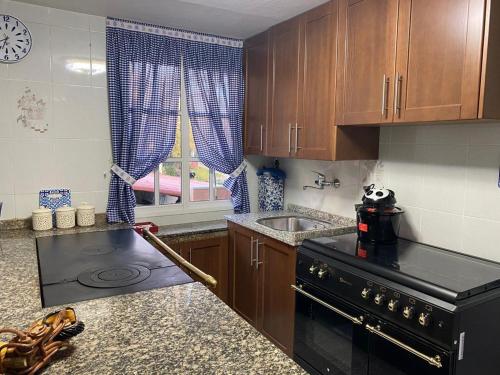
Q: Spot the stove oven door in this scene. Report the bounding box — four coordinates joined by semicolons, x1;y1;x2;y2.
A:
293;280;369;375
365;319;452;375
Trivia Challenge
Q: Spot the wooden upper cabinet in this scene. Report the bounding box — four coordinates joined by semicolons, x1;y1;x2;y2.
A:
244;32;269;155
297;1;337;160
394;0;485;122
268;17;301;158
336;0;399;125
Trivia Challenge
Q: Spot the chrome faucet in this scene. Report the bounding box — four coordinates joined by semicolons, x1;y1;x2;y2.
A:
303;171;341;190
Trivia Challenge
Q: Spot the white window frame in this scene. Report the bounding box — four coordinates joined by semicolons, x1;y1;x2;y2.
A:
135;64;232;219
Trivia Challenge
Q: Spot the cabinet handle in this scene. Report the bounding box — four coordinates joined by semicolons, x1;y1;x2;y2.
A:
254;240;264;270
288;123;292;153
381;74;389;118
294;123;302;153
189;248;192;263
394;73;403;118
250;236;254;267
260;124;263;152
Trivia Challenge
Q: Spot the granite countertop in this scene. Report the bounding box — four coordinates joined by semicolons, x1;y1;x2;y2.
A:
225;204;357;247
156;220;227;239
0;226;305;374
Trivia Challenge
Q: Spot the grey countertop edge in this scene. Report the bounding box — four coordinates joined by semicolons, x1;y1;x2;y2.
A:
225;208;357;247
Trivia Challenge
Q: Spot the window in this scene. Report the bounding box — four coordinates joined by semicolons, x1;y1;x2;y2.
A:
132;73;230;211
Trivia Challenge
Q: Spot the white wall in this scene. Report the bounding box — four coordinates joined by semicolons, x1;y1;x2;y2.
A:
280;123;500;262
0;0;111;219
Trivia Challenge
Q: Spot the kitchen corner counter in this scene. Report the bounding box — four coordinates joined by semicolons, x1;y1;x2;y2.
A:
225;204;357;246
0;227;305;374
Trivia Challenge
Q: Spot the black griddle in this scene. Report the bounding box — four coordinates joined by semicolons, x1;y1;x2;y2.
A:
36;229;193;307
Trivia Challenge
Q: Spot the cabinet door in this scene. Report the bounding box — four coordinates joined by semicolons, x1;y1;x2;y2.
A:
230;227;259;326
258;237;296;356
394;0;485;122
297;1;337;160
245;32;269;155
336;0;399;125
268;17;301;157
180;236;228;303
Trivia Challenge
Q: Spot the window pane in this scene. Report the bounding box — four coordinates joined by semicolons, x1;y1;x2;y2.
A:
159;162;182;205
133;171;155;206
188;119;198;158
189;161;209;202
169;116;182;158
215;171;230;200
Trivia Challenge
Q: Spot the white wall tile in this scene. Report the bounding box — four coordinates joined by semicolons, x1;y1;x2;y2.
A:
0;140;14;194
464;145;500;221
418;144;467;214
418;124;469;145
469;123;500;146
7;80;51;139
50;26;91;86
379;127;391;144
0;0;7;12
384;143;425;207
5;0;49;25
52;85;109;139
0;194;15;219
14;193;38;218
89;15;106;33
90;32;106;88
0;79;12;138
48;8;89;30
93;191;108;213
0;61;7;79
398;206;421;242
55;139;111;192
12;139;59;194
462;217;500;262
7;22;51;82
420;210;464;250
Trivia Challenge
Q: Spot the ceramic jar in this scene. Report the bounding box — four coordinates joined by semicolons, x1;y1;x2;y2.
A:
55;205;76;229
32;207;53;231
76;202;95;227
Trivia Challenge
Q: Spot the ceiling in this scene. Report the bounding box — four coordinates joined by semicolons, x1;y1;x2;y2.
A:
14;0;329;39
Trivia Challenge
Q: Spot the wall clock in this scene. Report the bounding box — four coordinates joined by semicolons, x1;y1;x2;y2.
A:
0;14;32;63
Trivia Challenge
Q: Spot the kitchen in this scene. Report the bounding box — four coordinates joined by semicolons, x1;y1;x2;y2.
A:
1;0;500;374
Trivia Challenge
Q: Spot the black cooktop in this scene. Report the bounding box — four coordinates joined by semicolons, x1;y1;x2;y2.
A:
304;233;500;303
36;229;193;307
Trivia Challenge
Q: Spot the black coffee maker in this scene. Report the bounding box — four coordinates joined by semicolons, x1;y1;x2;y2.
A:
356;184;404;246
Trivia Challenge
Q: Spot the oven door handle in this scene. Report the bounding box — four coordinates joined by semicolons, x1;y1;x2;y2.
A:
365;324;443;368
291;284;364;325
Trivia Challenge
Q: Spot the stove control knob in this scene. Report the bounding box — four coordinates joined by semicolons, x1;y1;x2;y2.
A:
374;294;386;306
361;288;372;300
388;299;400;312
419;313;431;327
403;306;415;320
309;264;319;275
317;267;329;280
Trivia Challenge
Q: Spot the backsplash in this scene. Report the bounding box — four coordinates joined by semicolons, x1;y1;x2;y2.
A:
0;0;111;219
280;123;500;262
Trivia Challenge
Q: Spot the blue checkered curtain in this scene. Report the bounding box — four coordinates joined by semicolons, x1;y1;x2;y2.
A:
106;20;182;223
183;41;250;213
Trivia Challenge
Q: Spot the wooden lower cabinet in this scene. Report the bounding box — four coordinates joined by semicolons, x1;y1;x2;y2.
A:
162;235;229;304
228;222;296;356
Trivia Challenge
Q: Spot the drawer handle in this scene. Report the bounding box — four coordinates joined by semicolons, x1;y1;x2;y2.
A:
291;284;363;325
365;324;443;368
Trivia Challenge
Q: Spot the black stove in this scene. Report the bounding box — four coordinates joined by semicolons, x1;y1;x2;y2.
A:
36;229;193;307
294;233;500;375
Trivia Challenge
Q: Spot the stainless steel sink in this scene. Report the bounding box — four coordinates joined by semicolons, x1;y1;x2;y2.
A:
256;216;330;232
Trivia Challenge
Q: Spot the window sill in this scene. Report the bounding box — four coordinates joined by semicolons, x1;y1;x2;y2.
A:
135;201;233;220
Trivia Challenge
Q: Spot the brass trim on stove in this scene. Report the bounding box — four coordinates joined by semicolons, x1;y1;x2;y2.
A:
365;324;443;368
144;229;217;289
